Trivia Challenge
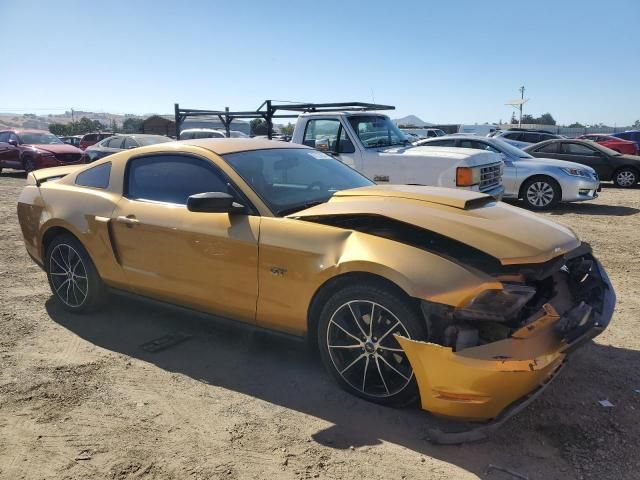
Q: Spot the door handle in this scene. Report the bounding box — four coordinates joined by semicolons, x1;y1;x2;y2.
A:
116;215;139;226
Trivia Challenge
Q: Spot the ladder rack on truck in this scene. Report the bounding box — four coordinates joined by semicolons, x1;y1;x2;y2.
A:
174;100;394;139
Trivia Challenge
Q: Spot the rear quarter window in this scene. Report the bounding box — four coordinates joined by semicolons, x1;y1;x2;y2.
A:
75;162;111;189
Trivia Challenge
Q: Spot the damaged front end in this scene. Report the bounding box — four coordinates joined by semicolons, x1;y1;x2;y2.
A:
397;243;615;422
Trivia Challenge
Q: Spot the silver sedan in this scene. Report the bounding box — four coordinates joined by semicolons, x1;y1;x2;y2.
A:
414;135;600;210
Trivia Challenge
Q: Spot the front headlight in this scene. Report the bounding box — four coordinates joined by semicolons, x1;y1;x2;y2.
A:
561;167;591;178
454;284;536;322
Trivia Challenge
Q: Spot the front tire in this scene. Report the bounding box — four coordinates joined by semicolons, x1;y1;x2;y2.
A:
613;168;638;188
522;176;561;210
45;233;107;313
317;282;427;407
22;157;35;173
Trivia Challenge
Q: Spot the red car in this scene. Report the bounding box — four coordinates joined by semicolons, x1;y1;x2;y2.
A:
0;129;84;173
79;132;114;150
578;134;638;155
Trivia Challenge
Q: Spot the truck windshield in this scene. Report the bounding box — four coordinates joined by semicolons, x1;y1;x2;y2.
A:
348;115;410;148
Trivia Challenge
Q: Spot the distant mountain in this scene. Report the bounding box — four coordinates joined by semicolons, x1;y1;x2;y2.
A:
393;115;433;127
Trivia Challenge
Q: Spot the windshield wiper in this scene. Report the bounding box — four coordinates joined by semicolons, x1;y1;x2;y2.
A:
277;200;327;217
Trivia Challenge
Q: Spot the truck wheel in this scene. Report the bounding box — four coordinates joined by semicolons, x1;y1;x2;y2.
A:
522;176;561;210
613;168;638;188
317;282;427;407
45;233;107;313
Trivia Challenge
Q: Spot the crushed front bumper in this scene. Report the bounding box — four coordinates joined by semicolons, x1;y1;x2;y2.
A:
396;254;615;423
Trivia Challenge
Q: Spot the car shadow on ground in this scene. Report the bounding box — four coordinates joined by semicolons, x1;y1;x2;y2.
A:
504;199;639;217
0;170;27;179
548;202;640;216
45;295;640;479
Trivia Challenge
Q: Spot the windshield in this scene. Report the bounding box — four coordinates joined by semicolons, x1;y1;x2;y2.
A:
348;115;409;148
434;129;446;137
137;136;173;146
224;148;373;216
492;138;533;159
20;132;64;145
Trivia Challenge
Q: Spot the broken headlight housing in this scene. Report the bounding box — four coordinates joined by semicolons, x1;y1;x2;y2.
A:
455;284;536;322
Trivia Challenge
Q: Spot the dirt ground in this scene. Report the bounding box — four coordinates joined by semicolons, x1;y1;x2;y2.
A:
1;170;639;480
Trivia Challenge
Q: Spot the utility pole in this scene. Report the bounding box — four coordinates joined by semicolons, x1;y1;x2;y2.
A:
518;86;525;127
71;107;75;123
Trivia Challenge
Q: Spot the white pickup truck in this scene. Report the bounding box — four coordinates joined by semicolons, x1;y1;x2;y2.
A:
291;111;504;198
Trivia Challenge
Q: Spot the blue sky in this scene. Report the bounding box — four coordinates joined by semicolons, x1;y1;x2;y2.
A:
1;0;638;125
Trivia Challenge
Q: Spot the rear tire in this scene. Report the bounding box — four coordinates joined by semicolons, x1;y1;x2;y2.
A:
317;282;427;407
45;233;107;313
522;176;561;210
613;167;638;188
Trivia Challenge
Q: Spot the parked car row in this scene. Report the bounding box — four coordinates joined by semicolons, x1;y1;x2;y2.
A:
415;135;599;210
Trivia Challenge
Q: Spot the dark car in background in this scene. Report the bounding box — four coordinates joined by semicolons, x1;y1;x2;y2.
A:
79;132;114;150
0;129;84;173
84;134;173;162
524;139;640;188
612;130;640;151
577;134;638;155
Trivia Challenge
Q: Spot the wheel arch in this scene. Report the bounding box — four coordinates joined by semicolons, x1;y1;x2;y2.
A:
41;224;84;260
306;271;423;348
518;173;562;200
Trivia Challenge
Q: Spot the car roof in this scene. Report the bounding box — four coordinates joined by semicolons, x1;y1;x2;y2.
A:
179;138;310;155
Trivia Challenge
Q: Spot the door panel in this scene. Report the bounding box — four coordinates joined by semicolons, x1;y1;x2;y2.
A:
111;198;260;323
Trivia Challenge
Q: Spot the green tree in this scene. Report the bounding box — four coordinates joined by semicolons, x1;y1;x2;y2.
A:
280;122;294;136
632;120;640;129
538;113;556;125
568;122;585;128
49;123;69;136
250;118;269;136
122;117;144;133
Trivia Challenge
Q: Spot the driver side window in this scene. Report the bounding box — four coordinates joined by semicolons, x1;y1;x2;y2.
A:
303;119;355;154
562;143;597;156
126;154;231;205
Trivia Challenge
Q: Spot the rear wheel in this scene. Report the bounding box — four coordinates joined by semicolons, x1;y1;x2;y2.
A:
613;168;638;188
522;176;561;210
45;233;107;312
317;282;427;407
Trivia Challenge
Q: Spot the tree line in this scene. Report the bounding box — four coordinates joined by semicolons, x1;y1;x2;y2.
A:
48;117;144;136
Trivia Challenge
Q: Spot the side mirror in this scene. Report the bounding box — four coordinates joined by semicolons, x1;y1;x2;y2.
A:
8;139;18;147
315;138;330;152
187;192;246;214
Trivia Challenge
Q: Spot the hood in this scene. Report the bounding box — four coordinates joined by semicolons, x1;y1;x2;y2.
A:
30;143;83;154
521;157;596;172
370;145;500;168
291;185;579;265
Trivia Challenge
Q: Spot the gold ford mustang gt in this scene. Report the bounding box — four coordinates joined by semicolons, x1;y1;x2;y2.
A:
17;138;615;423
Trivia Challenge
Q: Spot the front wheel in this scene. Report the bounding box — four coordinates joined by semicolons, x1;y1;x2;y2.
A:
22;157;35;172
45;233;107;312
317;283;427;407
522;176;561;210
613;168;638;188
